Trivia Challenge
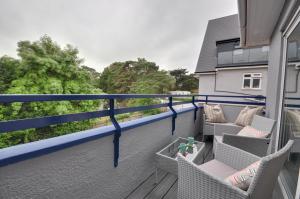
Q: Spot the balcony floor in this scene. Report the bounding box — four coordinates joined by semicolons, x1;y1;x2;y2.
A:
125;141;213;199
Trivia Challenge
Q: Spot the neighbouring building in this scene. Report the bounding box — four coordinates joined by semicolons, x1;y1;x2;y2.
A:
169;91;191;95
195;14;269;96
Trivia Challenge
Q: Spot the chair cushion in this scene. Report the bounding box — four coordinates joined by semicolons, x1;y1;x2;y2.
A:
235;106;263;127
204;104;227;123
225;161;261;191
198;159;237;179
237;126;270;138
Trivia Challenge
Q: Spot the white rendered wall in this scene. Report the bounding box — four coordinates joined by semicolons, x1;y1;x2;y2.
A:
198;67;268;96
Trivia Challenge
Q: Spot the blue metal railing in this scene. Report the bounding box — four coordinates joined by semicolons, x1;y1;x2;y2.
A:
284;97;300;108
0;94;266;167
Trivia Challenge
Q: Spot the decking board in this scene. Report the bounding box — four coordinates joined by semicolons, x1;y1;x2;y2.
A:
125;169;167;199
144;173;177;199
125;140;213;199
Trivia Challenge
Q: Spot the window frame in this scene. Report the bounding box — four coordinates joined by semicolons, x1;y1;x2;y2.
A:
276;6;300;199
242;73;262;90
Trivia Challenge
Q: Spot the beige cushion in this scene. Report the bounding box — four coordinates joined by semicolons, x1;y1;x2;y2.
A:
203;104;226;123
198;159;237;179
237;126;270;138
286;110;300;137
235;106;263;127
225;161;261;191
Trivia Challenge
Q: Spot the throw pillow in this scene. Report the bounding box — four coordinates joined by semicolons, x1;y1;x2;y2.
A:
203;104;226;123
225;161;261;191
237;126;270;138
286;109;300;137
235;106;263;126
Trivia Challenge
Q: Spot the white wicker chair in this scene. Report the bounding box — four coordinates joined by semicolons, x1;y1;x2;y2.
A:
177;140;294;199
214;115;276;156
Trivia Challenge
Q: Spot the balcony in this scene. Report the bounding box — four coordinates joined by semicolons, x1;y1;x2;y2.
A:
0;94;269;198
217;46;269;67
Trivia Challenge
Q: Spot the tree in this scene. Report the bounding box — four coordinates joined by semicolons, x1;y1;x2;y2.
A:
99;58;175;94
169;68;198;92
0;56;19;93
0;35;103;148
99;58;175;115
81;65;101;87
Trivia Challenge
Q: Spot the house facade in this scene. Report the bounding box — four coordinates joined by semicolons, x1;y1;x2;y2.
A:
246;1;300;198
195;14;269;96
196;1;300;197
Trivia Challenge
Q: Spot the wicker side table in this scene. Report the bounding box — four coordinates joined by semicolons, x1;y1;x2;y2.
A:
155;137;205;182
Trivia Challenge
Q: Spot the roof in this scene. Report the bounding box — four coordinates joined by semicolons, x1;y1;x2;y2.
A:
195;14;240;73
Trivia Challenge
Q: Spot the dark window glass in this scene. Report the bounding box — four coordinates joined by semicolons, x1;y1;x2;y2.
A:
249;47;268;62
218;51;233;65
233;49;249;63
252;78;260;88
243;79;250;88
288;41;298;60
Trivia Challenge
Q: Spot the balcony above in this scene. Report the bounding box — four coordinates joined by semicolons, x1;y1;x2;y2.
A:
216;39;269;68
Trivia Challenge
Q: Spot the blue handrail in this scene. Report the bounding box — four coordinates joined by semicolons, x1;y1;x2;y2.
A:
0;94;266;167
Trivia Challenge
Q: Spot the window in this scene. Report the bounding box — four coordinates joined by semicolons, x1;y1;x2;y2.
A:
278;18;300;198
242;73;262;89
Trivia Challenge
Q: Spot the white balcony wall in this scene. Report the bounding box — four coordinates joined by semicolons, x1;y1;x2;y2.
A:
0;109;202;199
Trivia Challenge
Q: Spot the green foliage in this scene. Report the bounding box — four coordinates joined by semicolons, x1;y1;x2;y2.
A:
0;36;196;149
0;35;102;148
100;58;175;115
99;58;175;94
169;68;198;92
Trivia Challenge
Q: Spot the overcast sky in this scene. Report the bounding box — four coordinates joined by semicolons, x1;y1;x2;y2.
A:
0;0;237;72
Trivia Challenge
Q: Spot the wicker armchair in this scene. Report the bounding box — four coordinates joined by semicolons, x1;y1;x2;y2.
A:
177;140;294;199
214;115;276;156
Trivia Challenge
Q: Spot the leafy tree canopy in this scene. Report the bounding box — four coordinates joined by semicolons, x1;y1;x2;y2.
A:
99;58;175;94
169;68;198;92
0;35;102;148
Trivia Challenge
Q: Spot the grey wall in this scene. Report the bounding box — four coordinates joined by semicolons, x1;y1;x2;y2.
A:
216;67;268;95
0;110;202;199
198;73;215;94
265;1;298;154
198;67;268;96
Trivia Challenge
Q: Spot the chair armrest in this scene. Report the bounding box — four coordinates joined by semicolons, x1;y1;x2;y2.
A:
215;141;260;170
223;134;270;157
177;155;248;199
214;123;243;136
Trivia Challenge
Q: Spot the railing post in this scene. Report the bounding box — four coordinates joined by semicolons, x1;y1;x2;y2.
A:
168;97;177;135
109;98;121;167
205;95;208;104
192;96;199;122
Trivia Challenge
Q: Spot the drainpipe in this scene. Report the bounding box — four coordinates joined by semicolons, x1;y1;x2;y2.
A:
238;0;247;47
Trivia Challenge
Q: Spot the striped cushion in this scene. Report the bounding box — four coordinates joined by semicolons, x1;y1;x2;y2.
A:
203;104;226;123
225;161;260;191
235;106;263;127
237;126;270;138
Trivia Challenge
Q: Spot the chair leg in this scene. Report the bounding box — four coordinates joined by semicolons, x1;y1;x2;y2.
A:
202;135;206;142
